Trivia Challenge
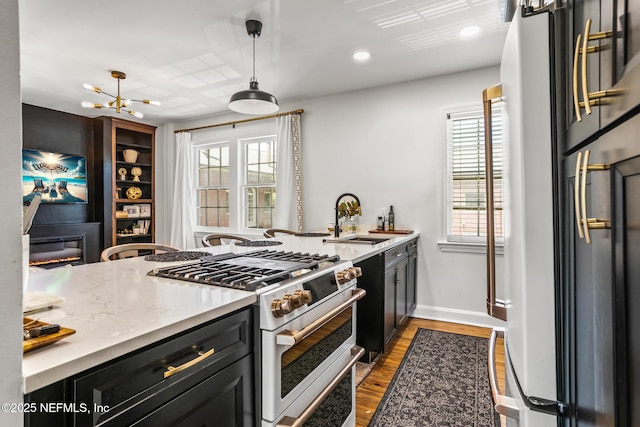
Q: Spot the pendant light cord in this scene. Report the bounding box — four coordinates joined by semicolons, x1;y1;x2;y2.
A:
251;36;256;82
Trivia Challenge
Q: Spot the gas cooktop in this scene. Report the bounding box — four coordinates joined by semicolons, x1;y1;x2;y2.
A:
147;250;340;291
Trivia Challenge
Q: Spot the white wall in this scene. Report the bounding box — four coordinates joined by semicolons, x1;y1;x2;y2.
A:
160;66;504;328
0;0;26;425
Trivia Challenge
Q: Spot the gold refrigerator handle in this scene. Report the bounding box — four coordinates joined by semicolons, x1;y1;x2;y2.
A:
483;84;506;321
489;328;520;419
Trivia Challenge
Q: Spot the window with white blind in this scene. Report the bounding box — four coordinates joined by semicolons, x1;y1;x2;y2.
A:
446;106;503;244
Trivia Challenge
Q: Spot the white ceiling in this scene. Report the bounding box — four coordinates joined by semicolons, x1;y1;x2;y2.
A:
18;0;510;125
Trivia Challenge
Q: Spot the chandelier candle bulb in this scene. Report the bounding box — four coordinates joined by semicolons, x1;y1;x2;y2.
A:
83;83;101;93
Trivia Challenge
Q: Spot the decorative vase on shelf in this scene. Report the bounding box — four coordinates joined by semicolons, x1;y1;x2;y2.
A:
346;216;357;234
123;149;139;163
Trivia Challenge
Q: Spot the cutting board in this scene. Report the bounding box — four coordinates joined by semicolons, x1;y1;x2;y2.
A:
23;318;75;353
23;291;65;313
368;229;414;234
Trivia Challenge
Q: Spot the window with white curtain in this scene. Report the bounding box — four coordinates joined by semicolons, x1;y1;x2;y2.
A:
445;106;503;243
195;134;277;231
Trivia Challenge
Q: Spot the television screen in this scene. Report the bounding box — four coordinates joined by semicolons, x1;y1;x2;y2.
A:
22;149;88;204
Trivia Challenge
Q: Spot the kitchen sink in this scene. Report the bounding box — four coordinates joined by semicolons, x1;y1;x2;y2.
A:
322;235;391;245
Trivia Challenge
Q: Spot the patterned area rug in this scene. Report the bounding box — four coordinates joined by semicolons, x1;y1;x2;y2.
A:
369;328;501;427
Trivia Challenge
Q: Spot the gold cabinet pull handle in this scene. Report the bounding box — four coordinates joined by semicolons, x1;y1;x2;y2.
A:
579;19;615;113
574;151;584;239
580;149;592;243
573;34;583;122
581;19;593;115
164;348;215;379
579;149;611;244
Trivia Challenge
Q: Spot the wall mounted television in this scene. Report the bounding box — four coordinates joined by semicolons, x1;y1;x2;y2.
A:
22;149;88;204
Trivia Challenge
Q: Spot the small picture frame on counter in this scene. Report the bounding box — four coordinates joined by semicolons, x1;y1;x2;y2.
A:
138;204;151;218
123;205;140;218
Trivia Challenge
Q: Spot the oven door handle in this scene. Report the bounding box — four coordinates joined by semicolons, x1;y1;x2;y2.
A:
276;288;366;347
276;345;364;427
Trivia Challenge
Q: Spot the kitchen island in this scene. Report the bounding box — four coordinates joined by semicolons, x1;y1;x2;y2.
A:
22;231;418;425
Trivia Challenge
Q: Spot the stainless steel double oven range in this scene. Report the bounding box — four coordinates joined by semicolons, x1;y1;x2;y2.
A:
149;249;365;427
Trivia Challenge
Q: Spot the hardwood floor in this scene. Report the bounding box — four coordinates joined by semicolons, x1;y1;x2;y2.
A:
355;317;506;427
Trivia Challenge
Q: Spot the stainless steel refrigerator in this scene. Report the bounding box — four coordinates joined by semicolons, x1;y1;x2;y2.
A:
484;7;560;426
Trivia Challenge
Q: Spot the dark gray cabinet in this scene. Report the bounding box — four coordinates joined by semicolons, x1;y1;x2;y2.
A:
389;252;408;331
556;0;640;422
355;238;418;362
564;0;602;150
560;0;640;151
25;307;254;427
562;111;640;426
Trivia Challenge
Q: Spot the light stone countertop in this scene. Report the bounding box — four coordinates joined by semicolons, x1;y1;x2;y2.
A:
22;231;418;394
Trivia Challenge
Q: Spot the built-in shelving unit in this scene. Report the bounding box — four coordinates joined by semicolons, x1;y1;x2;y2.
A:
95;117;156;249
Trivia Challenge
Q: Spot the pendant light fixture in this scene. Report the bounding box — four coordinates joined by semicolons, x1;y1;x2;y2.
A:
229;19;279;115
82;70;160;119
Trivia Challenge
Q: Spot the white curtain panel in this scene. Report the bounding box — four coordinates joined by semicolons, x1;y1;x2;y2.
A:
170;132;196;249
274;114;303;231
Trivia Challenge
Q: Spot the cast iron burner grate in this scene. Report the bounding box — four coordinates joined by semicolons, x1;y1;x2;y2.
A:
147;250;340;291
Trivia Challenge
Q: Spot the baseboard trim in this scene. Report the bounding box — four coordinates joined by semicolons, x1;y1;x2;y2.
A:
411;304;506;329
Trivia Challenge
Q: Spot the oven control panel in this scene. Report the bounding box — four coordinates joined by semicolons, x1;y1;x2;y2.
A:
261;261;359;325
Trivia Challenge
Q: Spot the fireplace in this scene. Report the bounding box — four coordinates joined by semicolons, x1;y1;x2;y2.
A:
28;223;101;267
30;235;85;268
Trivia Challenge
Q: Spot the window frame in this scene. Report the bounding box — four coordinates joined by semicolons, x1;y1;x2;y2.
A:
195;143;231;229
239;135;277;233
440;104;504;253
192;124;278;235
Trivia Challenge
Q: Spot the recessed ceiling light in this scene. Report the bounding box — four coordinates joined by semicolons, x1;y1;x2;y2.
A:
353;51;371;62
459;25;481;38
